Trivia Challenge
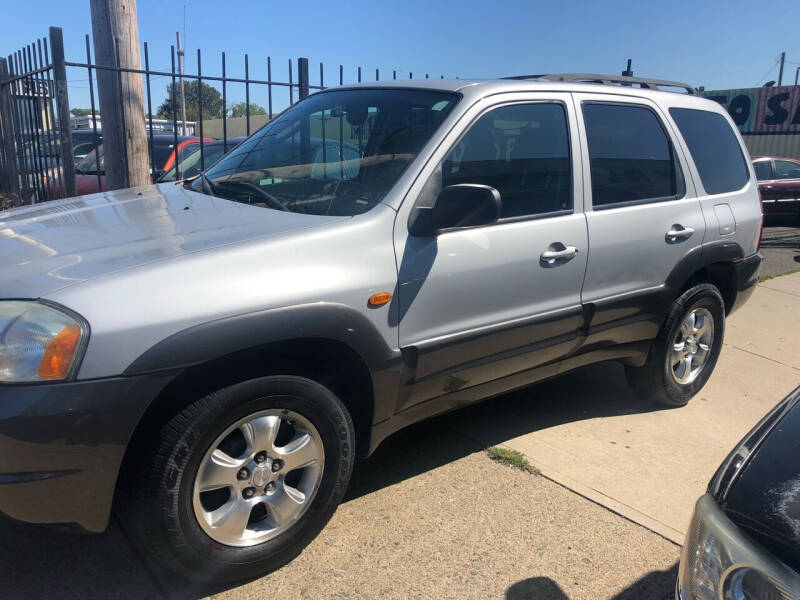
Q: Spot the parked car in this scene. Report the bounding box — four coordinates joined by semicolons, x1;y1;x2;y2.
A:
71;129;104;165
158;137;246;182
73;134;210;194
752;156;800;219
678;385;800;599
0;75;763;584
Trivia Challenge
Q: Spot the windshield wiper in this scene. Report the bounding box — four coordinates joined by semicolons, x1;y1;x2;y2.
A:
185;172;219;197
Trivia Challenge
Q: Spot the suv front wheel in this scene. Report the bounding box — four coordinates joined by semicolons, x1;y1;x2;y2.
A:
118;375;355;583
625;283;726;407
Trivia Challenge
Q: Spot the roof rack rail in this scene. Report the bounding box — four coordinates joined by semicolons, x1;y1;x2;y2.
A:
504;73;697;95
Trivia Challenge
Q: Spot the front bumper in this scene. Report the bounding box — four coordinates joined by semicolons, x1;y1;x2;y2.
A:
677;494;800;599
729;252;762;314
0;373;173;532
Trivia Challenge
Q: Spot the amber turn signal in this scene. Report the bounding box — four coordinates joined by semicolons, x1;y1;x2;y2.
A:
368;292;392;307
38;324;82;380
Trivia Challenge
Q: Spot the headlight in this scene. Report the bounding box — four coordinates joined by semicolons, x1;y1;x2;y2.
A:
0;301;87;383
724;567;788;600
679;495;799;600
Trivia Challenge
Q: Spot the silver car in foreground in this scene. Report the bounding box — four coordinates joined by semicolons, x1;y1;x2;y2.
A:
0;74;762;583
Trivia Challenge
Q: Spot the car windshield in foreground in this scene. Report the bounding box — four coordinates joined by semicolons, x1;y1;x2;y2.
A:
190;88;459;215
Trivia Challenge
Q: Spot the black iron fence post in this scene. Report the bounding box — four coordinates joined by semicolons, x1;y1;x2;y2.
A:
49;26;75;197
297;57;310;101
0;58;22;205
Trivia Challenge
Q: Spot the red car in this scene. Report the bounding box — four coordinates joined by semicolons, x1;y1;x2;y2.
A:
752;156;800;219
73;135;211;195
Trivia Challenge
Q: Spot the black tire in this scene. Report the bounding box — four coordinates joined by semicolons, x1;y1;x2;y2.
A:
117;376;355;583
625;283;725;407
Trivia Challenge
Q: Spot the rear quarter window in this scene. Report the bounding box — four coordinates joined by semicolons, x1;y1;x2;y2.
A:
669;107;749;195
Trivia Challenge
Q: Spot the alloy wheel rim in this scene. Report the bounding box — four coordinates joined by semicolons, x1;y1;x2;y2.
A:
670;307;714;386
192;408;324;547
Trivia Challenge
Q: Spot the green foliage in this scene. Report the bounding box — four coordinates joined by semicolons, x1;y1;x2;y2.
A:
70;108;96;117
157;80;223;121
229;102;267;118
486;447;539;475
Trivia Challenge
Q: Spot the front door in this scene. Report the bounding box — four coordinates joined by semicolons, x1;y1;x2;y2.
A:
395;96;588;409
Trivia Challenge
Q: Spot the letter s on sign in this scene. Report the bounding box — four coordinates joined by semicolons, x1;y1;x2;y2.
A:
765;92;790;126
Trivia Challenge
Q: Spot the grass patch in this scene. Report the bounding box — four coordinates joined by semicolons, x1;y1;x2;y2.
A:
486;446;539;475
759;269;800;283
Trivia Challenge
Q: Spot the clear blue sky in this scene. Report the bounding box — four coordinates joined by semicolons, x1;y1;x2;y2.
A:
3;0;800;112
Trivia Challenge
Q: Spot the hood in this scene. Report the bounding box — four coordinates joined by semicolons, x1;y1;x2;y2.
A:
0;183;338;298
722;386;800;571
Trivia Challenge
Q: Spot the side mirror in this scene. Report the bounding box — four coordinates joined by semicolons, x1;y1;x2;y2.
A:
410;184;501;235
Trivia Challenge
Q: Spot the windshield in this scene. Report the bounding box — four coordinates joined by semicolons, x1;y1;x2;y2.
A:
190;88;459;215
76;144;103;174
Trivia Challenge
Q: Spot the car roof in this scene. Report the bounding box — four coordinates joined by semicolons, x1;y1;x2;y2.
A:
321;77;722;111
151;134;201;143
752;156;800;162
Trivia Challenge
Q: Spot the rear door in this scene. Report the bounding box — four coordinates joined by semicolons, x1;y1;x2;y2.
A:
573;93;705;346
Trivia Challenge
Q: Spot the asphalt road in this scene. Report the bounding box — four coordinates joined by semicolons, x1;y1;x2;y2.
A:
760;216;800;277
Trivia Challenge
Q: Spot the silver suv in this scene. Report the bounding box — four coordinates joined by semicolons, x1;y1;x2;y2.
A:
0;74;762;583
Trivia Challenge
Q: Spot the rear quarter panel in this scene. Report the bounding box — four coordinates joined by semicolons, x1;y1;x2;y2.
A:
661;95;762;257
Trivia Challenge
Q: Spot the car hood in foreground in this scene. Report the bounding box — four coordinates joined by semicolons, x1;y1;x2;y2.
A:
0;183;337;298
722;386;800;571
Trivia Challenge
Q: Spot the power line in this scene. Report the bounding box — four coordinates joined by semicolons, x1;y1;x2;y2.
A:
755;56;781;86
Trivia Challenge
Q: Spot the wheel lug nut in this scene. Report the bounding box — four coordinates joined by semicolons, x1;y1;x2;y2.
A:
242;487;255;498
266;482;275;493
255;452;267;463
272;459;283;472
237;468;249;480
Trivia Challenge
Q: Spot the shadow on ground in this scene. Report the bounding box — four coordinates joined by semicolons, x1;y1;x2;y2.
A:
0;362;668;599
504;562;678;600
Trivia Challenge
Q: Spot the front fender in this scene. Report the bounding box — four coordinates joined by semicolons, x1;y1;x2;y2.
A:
124;302;400;376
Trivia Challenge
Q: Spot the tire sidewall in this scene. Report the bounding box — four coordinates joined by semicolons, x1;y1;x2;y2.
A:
660;286;725;401
157;377;353;581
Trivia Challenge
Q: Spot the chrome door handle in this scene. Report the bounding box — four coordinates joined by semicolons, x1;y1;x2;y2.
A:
665;225;695;243
541;245;579;264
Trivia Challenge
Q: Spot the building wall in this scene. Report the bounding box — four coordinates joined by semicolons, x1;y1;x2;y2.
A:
202;115;270;139
702;85;800;159
742;133;800;159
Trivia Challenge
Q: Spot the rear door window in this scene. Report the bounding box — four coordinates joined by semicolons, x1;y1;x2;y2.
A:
773;159;800;180
582;102;685;208
669;107;749;195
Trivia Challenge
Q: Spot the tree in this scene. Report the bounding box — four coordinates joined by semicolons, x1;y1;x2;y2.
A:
229;102;267;118
157;80;223;121
70;108;97;117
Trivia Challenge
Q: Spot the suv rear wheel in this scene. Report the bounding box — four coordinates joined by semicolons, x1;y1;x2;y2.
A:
118;375;355;583
625;283;725;407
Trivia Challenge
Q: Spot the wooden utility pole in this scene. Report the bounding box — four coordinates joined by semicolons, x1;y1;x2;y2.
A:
89;0;149;189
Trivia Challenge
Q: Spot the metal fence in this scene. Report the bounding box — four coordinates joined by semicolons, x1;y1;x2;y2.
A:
0;27;72;206
0;26;446;208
